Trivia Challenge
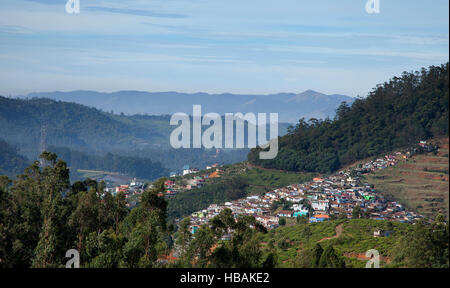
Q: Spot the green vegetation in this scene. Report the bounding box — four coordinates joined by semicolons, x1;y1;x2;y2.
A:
257;218;449;268
249;63;449;173
171;213;448;268
234;164;314;195
0;138;29;177
0;97;155;157
0;153;171;268
172;209;274;268
0;97;250;174
48;146;168;181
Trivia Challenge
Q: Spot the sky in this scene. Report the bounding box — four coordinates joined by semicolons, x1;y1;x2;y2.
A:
0;0;448;97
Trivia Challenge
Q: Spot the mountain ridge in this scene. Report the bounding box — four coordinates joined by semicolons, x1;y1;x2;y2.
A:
23;89;354;123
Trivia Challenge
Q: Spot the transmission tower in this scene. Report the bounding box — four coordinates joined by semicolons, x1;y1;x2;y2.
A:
40;124;47;154
39;124;49;167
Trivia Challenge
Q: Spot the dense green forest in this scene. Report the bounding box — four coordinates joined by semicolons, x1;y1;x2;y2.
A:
48;146;169;181
0;97;166;157
0;139;29;177
257;217;449;268
0;153;171;268
249;63;449;173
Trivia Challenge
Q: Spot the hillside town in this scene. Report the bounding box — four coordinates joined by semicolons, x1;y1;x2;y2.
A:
100;163;224;207
163;163;224;197
185;144;437;234
99;141;437;232
102;179;146;208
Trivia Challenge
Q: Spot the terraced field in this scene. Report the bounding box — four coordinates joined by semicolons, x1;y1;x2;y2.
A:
366;137;449;219
259;219;412;268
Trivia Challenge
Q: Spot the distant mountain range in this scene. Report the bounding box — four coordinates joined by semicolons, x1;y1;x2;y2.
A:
25;90;354;123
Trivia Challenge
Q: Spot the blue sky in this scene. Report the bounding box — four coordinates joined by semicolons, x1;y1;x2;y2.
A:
0;0;448;97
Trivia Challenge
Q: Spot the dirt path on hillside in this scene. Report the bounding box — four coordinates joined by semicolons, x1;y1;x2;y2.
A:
318;223;344;242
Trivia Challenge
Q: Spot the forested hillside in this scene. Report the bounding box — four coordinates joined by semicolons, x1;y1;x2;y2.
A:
48;146;168;181
0;139;29;177
0;96;290;174
0;153;170;268
0;96;171;158
257;218;449;268
249;63;449;173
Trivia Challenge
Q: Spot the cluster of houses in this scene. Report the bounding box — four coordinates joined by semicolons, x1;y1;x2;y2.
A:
186;148;426;234
99;163;226;209
170;163;223;178
103;179;146;208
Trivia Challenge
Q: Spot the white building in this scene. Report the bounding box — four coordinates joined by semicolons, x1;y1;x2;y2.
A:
311;200;329;211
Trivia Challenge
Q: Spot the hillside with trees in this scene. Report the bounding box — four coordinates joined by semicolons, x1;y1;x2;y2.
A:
0;96;172;158
0;139;29;177
0;153;171;268
255;217;448;268
249;63;449;173
0;96;291;174
47;146;169;181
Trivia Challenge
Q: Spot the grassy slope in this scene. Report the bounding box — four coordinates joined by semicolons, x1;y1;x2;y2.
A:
258;219;412;268
365;137;449;219
220;162;314;195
